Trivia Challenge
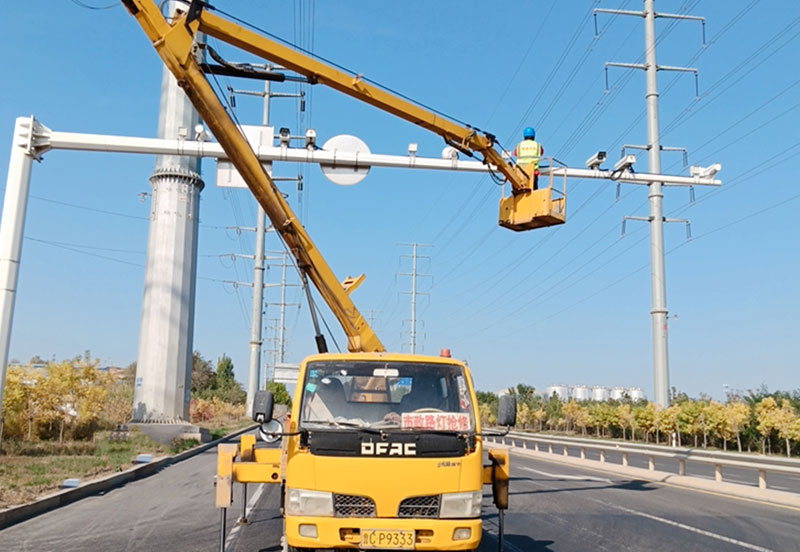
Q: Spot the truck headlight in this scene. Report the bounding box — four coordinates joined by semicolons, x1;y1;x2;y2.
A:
286;488;334;517
439;491;482;518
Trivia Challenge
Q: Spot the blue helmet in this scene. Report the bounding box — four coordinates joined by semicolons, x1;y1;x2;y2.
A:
523;126;536;139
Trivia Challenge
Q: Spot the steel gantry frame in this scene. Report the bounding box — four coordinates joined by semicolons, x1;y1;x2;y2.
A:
0;115;721;424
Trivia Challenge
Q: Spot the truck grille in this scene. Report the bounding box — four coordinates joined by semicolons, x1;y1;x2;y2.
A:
333;493;376;517
398;495;440;518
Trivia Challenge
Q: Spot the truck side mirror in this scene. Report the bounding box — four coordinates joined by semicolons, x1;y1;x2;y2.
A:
252;390;274;423
497;395;517;427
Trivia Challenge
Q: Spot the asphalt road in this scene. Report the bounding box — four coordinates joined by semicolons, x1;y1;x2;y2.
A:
1;439;798;551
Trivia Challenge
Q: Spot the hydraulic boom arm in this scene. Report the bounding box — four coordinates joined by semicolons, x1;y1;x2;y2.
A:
123;0;383;352
121;0;550;352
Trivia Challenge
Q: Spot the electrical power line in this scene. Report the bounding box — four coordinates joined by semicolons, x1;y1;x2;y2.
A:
68;0;117;10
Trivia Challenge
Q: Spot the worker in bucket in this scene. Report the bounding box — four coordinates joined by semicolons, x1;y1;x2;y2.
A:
513;126;544;190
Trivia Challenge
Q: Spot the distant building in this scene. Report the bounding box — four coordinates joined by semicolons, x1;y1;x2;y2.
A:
628;387;645;401
543;383;647;402
545;385;569;400
591;386;610;401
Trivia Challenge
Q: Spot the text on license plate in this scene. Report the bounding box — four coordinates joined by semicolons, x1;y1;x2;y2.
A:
360;529;415;549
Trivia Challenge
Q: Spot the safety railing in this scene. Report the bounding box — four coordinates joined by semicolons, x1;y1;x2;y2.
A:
484;431;800;492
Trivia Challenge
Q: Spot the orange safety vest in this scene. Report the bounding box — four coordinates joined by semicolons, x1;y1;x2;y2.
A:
516;139;542;169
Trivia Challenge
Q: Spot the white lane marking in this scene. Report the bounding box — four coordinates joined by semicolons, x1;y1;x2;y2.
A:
608;503;774;552
514;461;775;552
224;483;267;552
519;465;613;484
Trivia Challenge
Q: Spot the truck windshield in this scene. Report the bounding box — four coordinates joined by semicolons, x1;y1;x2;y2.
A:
300;361;475;431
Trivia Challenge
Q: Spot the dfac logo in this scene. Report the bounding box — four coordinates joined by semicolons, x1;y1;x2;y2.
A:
361;442;417;456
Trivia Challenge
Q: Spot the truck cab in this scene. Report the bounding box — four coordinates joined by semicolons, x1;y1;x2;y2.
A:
281;352;484;551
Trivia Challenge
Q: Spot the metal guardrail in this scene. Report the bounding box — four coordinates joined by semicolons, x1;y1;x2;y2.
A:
485;431;800;491
506;431;800;469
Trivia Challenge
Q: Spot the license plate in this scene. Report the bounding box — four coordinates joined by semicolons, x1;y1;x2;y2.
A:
360;529;415;549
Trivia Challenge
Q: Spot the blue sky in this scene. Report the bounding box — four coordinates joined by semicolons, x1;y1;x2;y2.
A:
1;1;798;400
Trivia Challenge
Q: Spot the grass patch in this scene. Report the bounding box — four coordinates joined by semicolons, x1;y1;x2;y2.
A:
199;416;254;442
0;428;166;509
0;420;254;509
169;438;200;454
24;463;47;475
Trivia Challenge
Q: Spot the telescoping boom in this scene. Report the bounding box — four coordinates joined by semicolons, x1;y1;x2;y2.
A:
120;0;564;348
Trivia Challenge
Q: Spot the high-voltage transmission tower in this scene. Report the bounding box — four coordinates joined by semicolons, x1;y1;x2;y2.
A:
264;248;300;377
399;243;432;354
596;0;710;407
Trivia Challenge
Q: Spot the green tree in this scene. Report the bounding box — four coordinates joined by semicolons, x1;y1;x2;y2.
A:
562;401;581;433
265;381;292;407
573;404;591;436
476;391;498;413
724;402;751;453
787;416;800;452
633;403;656;442
509;384;539;409
532;408;547;432
755;397;778;454
191;351;215;394
545;394;562;430
659;404;682;446
478;402;496;425
773;400;797;458
39;361;77;442
616;404;633;441
517;402;532;429
216;354;235;388
678;400;703;447
213;354;245;404
0;367;31;443
703;401;729;450
589;403;616;438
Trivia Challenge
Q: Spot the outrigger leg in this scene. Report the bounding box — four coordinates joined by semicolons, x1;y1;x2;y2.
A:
219;508;227;552
498;508;505;552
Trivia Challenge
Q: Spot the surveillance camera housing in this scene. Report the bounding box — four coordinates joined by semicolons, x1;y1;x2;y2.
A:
407;142;418;155
441;146;458;160
585;151;607;170
614;154;637;172
305;128;317;148
278;127;291;147
690;163;721;178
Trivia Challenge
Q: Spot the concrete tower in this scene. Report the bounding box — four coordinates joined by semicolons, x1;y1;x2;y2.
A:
132;4;204;422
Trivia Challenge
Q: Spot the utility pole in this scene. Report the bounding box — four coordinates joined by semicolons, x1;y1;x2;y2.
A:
245;77;271;417
278;250;288;364
399;243;432;354
229;67;304;413
644;1;669;408
596;0;706;407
